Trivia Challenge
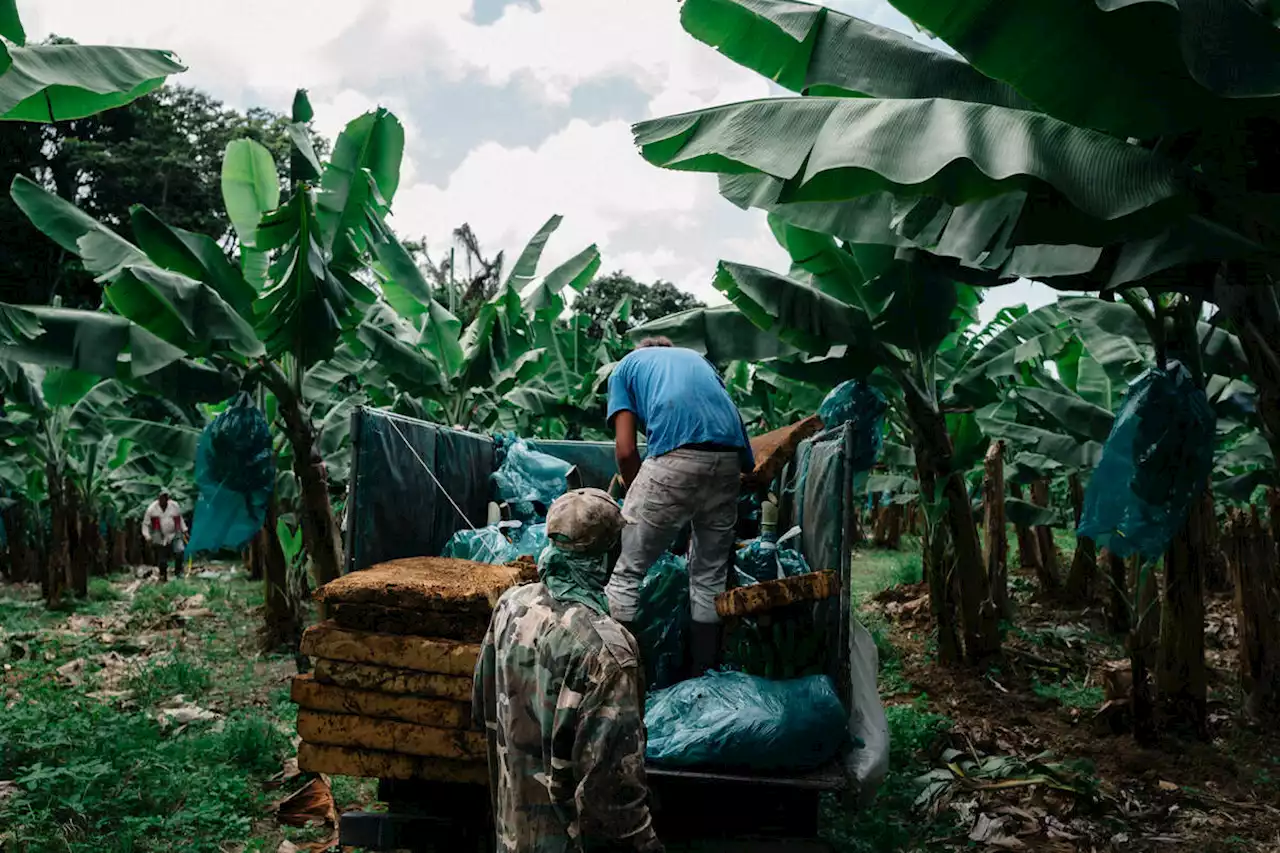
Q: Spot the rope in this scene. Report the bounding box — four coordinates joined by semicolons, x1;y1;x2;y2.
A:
383;416;478;533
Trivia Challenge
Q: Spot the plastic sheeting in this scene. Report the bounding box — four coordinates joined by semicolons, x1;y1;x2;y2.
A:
442;526;519;564
1079;363;1216;560
817;380;887;472
491;434;574;521
186;393;275;556
346;410;493;572
644;671;848;771
634;552;691;691
735;526;811;582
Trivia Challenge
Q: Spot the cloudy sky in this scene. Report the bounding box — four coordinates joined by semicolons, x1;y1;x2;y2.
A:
20;0;1052;320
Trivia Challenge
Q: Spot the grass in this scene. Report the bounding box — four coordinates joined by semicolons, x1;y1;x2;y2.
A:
848;535;923;602
0;572;300;853
1032;676;1106;711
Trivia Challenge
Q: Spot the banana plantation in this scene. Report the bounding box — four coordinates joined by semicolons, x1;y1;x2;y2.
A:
4;0;1280;850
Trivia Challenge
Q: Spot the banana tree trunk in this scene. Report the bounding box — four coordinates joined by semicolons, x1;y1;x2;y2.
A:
873;503;903;549
905;392;999;663
2;504;28;582
1130;556;1159;745
1157;486;1209;738
982;441;1010;621
259;495;302;653
1009;482;1042;572
1064;474;1096;603
263;365;344;589
1103;547;1130;634
127;520;145;567
82;510;104;579
1030;479;1060;596
45;464;68;606
1223;507;1280;723
65;478;88;598
109;525;127;575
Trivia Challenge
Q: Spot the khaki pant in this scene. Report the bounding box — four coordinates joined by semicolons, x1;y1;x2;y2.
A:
606;449;740;624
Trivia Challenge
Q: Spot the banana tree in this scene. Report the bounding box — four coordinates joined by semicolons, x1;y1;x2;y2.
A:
635;0;1280;469
4;90;403;589
1;3;185;122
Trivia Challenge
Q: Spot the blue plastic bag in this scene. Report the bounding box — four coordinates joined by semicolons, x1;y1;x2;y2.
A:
510;522;549;559
1078;363;1216;560
442;526;518;564
644;671;848;771
491;437;573;521
633;552;690;691
818;380;887;471
187;393;275;556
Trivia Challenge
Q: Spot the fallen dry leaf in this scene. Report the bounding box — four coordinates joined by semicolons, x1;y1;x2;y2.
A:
265;757;302;791
276;842;300;853
1158;780;1179;792
0;780;17;803
55;658;86;684
274;776;338;829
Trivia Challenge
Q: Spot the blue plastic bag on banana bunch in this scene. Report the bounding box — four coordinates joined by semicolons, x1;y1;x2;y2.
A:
490;435;574;521
1078;362;1215;560
633;552;691;691
734;526;812;582
817;380;887;471
187;393;275;556
644;671;849;771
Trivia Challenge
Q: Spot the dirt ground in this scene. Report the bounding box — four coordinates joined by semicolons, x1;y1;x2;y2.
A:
862;557;1280;853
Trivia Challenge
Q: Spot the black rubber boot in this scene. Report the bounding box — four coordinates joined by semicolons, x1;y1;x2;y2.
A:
689;620;722;678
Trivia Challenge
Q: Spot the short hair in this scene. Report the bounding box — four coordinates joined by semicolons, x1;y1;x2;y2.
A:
637;336;673;349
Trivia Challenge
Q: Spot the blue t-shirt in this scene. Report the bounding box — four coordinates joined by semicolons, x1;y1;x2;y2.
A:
607;347;754;467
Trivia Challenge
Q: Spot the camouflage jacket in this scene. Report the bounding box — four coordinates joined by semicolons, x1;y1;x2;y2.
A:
473;582;662;853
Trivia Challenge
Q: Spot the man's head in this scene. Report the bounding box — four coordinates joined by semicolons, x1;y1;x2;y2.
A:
636;336;673;349
158;490;170;509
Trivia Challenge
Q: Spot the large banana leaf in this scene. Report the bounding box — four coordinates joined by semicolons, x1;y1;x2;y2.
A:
11;174;148;273
221;138;280;249
976;401;1104;471
633;97;1186;236
106;418;201;463
365;213;464;378
1;0;23;45
629;304;801;363
680;0;1032;107
103;263;264;358
522;244;601;312
317;109;404;270
256;191;373;367
889;0;1280;138
1014;386;1116;445
130;205;255;319
943;303;1071;403
505;215;562;292
0;303;184;379
0;44;184;122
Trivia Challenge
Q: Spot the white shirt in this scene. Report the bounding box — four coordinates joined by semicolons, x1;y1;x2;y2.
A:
142;499;186;546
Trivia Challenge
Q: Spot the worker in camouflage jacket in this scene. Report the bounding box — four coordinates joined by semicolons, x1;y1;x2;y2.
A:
473;489;662;853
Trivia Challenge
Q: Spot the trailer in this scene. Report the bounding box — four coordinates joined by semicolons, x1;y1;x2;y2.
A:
332;407;888;852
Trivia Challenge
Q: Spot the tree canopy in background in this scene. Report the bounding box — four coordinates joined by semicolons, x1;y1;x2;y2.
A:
573;270;704;336
0;80;308;309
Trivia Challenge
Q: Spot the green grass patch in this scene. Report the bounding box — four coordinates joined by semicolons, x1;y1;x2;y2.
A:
1032;676;1105;711
849;538;923;601
822;698;953;853
127;653;215;705
1;573;298;853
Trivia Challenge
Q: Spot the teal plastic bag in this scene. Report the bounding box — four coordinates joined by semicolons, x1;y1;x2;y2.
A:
633;552;690;691
442;526;518;564
1078;363;1215;560
510;522;549;559
491;436;573;521
187;393;275;556
817;380;886;471
644;671;847;771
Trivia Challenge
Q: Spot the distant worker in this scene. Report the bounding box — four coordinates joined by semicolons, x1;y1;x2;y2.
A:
605;336;753;676
142;489;187;581
474;488;662;853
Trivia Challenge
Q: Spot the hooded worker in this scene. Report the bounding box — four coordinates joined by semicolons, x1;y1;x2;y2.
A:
473;488;662;853
605;336;753;676
141;489;186;580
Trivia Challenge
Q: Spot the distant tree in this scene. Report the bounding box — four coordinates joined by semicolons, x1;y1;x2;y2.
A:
0;79;318;309
573;271;704;337
405;224;506;327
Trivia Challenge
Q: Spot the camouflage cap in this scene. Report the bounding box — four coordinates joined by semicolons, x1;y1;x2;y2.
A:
546;488;623;555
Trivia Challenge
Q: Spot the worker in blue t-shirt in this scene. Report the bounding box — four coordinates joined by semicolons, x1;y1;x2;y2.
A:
604;336;754;677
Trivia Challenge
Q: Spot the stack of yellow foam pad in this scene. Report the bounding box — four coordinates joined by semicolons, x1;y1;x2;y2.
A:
293;555;536;785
